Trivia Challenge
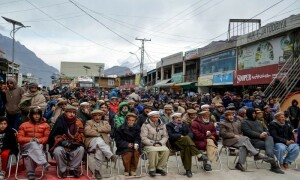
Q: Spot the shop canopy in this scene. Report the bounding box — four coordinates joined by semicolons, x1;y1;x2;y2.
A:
153;79;175;87
175;82;196;90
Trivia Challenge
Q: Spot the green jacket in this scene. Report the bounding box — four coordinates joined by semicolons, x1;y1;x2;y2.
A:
114;102;129;128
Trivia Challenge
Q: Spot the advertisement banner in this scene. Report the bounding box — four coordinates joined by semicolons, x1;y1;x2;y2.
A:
185;49;199;60
198;75;213;86
213;72;234;85
171;72;183;83
238;35;293;70
233;64;278;86
200;49;236;75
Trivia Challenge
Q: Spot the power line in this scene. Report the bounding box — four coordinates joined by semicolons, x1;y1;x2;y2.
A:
68;0;139;48
24;0;130;55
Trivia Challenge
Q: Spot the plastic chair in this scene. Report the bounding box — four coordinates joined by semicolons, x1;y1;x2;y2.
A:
86;151;113;179
15;152;45;180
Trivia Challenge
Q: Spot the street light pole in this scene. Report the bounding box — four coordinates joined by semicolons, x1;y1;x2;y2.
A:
2;16;29;78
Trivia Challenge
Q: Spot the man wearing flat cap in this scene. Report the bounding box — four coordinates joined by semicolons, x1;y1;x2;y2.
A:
19;82;47;123
77;102;92;126
49;105;85;178
159;104;173;124
182;109;197;127
84;109;116;179
140;111;169;177
167;113;208;177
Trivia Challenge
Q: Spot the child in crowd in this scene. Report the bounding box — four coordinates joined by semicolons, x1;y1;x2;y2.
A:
0;116;18;180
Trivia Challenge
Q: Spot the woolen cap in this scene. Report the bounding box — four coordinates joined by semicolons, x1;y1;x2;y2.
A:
64;105;77;112
147;111;160;117
164;104;173;110
126;112;137;119
187;109;197;114
28;82;38;88
171;113;182;118
201;104;210;109
91;110;104;115
198;111;210;115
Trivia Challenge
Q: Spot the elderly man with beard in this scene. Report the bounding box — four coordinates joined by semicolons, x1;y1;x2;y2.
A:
5;78;25;130
115;113;141;176
17;106;51;180
140;111;169;177
19;83;47;123
84;110;117;179
160;104;173;124
77;102;92;126
241;108;284;174
167;113;209;178
191;111;217;171
49;105;85;178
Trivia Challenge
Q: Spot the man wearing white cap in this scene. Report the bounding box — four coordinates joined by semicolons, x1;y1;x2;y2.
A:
201;93;212;105
77;102;91;125
140;111;169;177
167;113;208;178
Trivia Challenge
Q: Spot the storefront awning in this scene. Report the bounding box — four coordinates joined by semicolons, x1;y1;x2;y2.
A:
153;79;174;87
175;82;196;86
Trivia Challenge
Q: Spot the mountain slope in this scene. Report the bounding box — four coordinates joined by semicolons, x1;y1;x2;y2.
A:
0;34;58;85
104;66;132;76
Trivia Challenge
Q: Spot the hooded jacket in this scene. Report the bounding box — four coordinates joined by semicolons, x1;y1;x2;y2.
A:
17;117;50;147
287;99;300;121
140;118;168;146
241;108;266;142
114;102;130;128
0;126;19;155
5;78;25;114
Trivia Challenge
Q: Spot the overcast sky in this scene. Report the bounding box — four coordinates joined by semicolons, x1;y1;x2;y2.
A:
0;0;299;73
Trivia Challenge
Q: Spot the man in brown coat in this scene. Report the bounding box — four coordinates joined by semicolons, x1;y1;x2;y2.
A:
5;78;25;130
84;110;117;179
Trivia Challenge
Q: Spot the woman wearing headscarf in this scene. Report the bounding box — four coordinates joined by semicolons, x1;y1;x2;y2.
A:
115;113;141;176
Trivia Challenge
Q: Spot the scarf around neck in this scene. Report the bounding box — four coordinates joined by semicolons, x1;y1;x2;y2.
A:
64;114;77;135
171;120;183;133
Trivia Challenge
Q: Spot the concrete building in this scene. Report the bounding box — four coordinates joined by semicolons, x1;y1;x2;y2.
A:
60;61;104;78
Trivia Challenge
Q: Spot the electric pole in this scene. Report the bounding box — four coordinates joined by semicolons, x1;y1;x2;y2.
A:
135;38;151;82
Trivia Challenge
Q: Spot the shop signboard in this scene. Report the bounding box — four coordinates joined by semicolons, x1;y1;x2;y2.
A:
185;49;199;60
213;72;234;85
171;72;183;83
238;35;294;70
200;49;236;75
237;14;300;46
198;75;213;86
233;64;278;86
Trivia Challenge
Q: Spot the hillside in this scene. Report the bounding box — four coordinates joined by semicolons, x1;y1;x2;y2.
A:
0;34;58;85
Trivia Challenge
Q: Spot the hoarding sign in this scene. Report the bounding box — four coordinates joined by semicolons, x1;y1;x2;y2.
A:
213;72;234;85
233;64;278;85
171;72;183;83
238;35;294;70
198;75;213;86
185;49;199;60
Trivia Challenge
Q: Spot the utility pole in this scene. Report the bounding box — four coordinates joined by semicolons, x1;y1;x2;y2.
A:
135;38;151;82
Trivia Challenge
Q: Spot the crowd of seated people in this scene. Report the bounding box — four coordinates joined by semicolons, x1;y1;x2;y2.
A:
0;85;299;179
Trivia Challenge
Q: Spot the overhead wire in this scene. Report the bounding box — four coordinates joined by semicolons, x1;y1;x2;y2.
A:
23;0;131;55
68;0;139;48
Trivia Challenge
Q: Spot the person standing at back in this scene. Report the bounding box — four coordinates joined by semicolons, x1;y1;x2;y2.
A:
5;78;25;130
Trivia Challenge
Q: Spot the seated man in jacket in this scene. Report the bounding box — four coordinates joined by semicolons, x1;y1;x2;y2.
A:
17;106;51;180
241;108;283;174
167;113;209;178
191;111;218;169
140;111;170;177
115;113;141;176
269;112;300;169
84;109;117;179
220;110;274;172
49;105;85;178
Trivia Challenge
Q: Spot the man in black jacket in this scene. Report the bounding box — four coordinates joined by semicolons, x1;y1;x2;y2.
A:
166;113;209;178
269;112;299;169
241;108;283;174
137;103;153;127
